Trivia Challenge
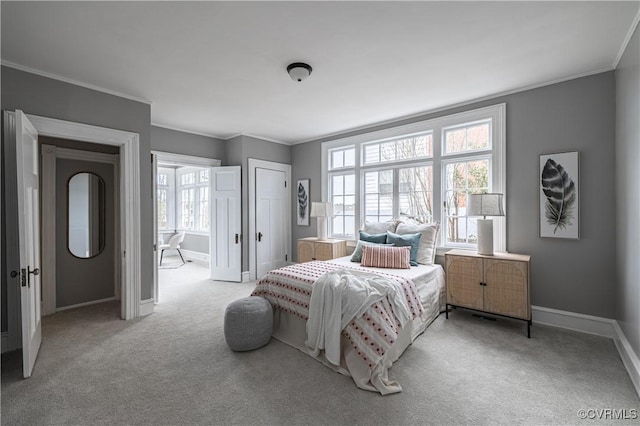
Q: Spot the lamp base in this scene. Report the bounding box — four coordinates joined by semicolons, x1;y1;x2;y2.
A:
317;217;328;241
477;219;494;256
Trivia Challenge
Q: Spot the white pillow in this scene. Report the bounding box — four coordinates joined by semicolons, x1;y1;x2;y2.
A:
395;222;439;265
362;220;402;234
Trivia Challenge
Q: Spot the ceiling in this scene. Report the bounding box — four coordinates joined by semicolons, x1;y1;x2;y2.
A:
2;1;639;145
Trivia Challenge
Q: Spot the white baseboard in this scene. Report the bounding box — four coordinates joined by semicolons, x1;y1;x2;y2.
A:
532;305;639;399
613;322;640;399
242;271;250;282
139;298;155;316
56;297;118;312
532;305;616;338
180;249;209;264
1;332;8;354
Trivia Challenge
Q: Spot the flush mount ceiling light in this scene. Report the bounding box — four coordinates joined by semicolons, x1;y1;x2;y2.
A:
287;62;312;82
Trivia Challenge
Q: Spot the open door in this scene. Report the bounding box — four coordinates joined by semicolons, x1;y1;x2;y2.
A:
210;166;242;282
14;111;42;378
151;153;159;303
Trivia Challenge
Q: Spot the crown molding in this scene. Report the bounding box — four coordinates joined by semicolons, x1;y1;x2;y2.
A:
613;8;640;69
1;60;151;104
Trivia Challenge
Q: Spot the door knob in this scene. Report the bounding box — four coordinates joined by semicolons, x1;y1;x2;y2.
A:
29;267;40;276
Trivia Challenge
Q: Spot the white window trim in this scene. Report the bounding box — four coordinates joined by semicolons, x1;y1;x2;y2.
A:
157;167;175;231
322;103;506;252
176;166;210;232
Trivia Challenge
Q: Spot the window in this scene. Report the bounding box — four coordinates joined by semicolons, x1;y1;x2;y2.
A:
157;167;175;230
322;104;505;251
176;167;210;232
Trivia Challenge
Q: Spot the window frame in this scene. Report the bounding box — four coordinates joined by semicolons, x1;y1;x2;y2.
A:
321;103;506;252
176;166;211;233
156;167;176;231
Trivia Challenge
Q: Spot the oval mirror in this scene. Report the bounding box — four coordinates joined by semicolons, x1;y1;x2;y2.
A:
68;172;105;258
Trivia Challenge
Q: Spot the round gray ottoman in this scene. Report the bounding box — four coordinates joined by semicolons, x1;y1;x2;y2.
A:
224;296;273;351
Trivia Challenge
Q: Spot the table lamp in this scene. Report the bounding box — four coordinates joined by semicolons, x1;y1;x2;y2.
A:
467;193;504;255
310;202;333;241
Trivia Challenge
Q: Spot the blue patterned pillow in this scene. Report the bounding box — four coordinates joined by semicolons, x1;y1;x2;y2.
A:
358;230;387;244
386;231;422;266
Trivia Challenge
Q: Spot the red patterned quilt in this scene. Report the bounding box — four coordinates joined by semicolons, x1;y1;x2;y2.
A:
251;261;424;371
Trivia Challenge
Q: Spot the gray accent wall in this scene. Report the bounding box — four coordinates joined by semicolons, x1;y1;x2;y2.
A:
56;159;116;308
615;25;640;357
151;126;226;162
293;71;617;319
1;66;153;334
225;135;291;271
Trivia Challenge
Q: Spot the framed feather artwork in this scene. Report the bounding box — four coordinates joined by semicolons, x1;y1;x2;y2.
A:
539;151;579;239
297;179;310;226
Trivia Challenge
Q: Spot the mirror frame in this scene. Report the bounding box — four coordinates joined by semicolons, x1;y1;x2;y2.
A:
67;171;106;259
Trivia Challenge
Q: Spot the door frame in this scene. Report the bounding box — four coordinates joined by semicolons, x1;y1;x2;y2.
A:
5;113;141;351
248;158;291;281
152;151;221;303
40;145;120;316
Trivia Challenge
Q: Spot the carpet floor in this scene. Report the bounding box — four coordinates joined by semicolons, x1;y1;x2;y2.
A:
2;263;638;425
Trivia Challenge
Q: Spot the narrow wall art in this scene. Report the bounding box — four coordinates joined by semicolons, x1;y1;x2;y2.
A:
297;179;310;226
539;151;579;239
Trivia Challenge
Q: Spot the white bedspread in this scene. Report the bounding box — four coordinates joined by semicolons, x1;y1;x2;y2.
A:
306;269;412;366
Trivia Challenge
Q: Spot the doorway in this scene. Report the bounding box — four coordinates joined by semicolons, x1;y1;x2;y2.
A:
152;152;221;303
3;111;141;376
40;140;120;316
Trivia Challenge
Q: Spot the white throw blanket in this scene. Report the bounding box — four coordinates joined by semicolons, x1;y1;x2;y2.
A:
305;269;412;366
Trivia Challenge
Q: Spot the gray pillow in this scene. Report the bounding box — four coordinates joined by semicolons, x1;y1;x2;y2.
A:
395;222;440;265
362;220;402;234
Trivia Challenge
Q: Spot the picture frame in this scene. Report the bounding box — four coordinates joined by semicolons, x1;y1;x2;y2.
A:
539;151;579;239
296;179;310;226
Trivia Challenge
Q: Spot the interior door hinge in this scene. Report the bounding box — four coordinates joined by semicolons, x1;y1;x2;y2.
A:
285;254;288;261
284;181;287;188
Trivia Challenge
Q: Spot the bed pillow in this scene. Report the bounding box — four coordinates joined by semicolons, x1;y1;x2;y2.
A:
361;245;411;269
350;240;393;262
358;230;388;244
386;231;421;266
362;220;402;234
395;222;440;265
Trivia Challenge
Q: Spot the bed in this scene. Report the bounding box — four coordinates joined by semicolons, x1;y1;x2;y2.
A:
250;254;445;394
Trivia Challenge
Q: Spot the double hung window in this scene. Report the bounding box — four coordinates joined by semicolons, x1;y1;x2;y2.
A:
323;104;505;250
157;167;175;230
176;167;210;232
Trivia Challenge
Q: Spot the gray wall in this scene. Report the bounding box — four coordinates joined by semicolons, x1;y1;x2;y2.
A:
180;233;209;254
56;159;115;308
1;66;153;336
615;26;640;356
293;71;617;319
151;125;226;162
225;135;291;271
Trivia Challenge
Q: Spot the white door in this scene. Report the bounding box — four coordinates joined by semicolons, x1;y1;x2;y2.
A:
151;153;159;302
256;168;288;278
210;166;242;282
15;111;42;378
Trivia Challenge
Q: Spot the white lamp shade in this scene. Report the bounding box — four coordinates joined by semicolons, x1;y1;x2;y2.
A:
310;202;333;218
467;193;504;217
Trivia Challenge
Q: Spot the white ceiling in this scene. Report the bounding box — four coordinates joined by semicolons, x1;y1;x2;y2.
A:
2;1;639;145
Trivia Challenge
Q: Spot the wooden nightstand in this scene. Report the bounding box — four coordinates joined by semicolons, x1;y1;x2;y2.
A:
297;237;347;262
445;249;532;337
